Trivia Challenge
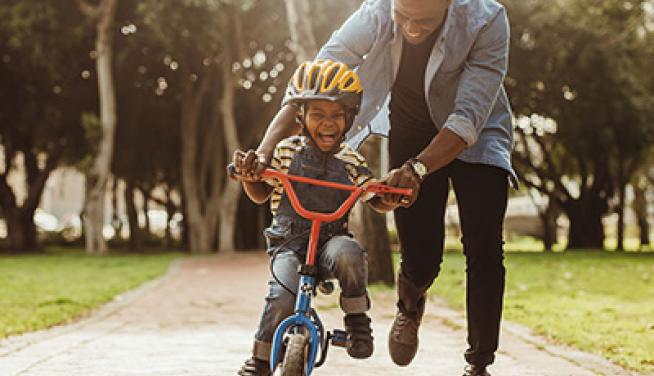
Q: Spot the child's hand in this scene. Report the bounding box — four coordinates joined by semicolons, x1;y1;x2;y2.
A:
231;149;266;182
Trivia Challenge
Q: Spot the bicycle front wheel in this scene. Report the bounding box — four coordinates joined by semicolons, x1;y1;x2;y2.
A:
280;333;308;376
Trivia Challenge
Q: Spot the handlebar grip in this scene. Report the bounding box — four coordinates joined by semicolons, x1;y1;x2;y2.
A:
227;163;238;180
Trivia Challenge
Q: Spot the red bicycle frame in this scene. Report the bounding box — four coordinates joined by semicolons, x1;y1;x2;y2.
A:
260;168;412;266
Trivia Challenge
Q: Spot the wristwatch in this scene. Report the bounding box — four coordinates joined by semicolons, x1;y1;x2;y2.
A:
405;158;428;182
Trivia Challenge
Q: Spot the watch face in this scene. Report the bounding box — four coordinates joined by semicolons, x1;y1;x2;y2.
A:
413;161;427;177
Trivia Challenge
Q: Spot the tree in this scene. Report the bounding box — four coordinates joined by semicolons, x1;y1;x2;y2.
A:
283;0;317;62
110;3;182;251
0;0;93;252
76;0;119;255
507;0;654;249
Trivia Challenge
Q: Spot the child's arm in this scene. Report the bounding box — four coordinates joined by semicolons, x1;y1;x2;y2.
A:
242;181;273;204
231;150;273;204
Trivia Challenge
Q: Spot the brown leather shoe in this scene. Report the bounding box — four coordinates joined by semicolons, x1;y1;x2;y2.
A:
388;307;423;366
462;364;491;376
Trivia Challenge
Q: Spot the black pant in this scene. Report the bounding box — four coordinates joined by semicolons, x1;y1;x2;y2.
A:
390;128;508;367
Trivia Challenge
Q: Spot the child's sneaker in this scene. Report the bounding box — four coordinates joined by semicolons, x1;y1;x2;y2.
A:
344;313;374;359
237;357;270;376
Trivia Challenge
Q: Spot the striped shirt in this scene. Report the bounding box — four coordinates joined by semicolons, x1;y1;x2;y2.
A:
266;136;376;216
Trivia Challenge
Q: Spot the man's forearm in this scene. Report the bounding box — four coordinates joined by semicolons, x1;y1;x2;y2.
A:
416;128;468;175
256;105;300;163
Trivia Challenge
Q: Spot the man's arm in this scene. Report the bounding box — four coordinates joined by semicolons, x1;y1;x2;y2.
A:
420;8;510;174
255;105;299;164
441;7;510;150
382;8;510;206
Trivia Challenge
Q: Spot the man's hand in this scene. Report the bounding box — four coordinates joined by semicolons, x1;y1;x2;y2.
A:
381;164;421;208
230;149;267;182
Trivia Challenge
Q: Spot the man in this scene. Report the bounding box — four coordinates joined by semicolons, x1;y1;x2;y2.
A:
254;0;514;375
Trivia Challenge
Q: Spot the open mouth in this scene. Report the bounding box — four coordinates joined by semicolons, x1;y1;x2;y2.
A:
317;130;340;146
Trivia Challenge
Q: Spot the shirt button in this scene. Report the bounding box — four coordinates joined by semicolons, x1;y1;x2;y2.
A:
357;125;363;130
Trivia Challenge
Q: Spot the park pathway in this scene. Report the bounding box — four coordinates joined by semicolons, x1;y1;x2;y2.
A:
0;253;638;376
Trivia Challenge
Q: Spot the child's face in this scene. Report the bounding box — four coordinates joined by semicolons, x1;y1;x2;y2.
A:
304;100;347;152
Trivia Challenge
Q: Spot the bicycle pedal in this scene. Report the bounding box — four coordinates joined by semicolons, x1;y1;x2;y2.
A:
330;329;349;347
317;281;335;295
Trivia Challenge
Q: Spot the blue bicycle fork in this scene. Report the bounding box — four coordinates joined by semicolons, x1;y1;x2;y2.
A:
270;274;321;375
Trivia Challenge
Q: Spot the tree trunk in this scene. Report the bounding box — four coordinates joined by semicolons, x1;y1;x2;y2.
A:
179;66;220;253
80;0;118;255
110;178;122;238
163;186;176;250
616;182;626;251
633;183;650;248
563;197;606;250
4;208;38;252
217;8;242;253
284;0;318;63
125;179;142;251
0;148;60;253
541;199;559;252
352;137;395;285
138;186;151;237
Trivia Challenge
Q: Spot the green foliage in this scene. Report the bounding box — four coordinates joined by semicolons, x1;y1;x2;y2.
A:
427;250;654;373
506;0;654;248
0;249;180;338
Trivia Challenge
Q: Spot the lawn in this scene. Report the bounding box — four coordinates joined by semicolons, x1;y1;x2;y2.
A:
424;250;654;373
0;248;180;339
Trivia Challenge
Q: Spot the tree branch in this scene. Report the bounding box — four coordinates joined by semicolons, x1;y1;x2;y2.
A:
75;0;101;18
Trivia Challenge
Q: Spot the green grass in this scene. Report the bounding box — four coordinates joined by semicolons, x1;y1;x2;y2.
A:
422;250;654;373
0;248;180;339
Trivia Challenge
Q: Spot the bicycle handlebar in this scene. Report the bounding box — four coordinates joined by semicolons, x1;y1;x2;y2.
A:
227;164;413;222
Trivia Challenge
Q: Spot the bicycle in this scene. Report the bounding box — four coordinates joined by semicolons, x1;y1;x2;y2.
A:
229;165;412;376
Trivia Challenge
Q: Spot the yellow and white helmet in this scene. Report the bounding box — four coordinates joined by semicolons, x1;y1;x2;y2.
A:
286;60;363;129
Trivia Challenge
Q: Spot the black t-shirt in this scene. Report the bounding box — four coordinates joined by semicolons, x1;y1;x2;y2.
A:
389;28;441;135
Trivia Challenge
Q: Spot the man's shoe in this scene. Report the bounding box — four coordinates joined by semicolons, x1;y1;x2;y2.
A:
462;364;491;376
344;313;374;359
237;357;271;376
388;308;423;366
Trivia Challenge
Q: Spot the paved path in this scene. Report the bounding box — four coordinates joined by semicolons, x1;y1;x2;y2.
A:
0;254;639;376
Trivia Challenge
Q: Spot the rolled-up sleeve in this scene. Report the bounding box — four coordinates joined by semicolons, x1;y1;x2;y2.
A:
444;7;509;146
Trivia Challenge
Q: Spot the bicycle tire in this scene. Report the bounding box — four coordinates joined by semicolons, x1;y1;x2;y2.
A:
280;333;308;376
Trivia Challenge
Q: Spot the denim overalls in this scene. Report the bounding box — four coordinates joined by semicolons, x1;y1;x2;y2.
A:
252;143;370;359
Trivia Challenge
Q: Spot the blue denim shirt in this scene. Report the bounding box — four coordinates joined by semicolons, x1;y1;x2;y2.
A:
314;0;515;179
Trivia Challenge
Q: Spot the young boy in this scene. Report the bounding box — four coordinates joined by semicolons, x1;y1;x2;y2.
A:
233;60;399;375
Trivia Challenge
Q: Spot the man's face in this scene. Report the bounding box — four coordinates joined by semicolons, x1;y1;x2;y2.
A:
392;0;451;44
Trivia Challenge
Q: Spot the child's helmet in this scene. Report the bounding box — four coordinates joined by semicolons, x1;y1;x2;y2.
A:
286;60;363;131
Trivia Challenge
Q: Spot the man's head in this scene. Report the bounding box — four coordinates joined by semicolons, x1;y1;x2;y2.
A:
392;0;451;44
